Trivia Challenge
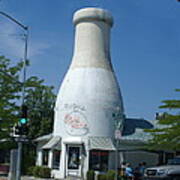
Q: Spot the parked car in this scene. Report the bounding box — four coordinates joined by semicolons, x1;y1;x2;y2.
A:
144;156;180;180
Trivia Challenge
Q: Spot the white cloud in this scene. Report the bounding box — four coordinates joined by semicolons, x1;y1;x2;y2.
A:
0;21;51;60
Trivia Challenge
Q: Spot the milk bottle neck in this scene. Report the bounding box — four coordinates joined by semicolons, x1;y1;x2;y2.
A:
71;21;112;70
74;21;111;57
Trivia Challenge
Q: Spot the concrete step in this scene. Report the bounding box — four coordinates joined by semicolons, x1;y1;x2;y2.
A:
65;176;82;180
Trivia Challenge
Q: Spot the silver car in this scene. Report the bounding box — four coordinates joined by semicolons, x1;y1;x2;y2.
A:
144;156;180;180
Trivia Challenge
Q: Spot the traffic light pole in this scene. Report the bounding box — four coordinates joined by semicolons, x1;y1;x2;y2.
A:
0;11;28;180
16;141;22;180
22;29;28;105
16;25;28;180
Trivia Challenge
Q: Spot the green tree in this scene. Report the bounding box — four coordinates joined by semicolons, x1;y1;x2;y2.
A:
22;76;55;173
0;56;23;140
147;89;180;151
24;76;56;139
0;55;56;172
0;55;56;143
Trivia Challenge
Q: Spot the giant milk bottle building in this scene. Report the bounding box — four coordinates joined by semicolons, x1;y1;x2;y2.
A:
36;7;124;179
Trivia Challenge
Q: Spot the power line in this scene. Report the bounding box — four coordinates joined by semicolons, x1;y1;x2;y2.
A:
0;33;24;37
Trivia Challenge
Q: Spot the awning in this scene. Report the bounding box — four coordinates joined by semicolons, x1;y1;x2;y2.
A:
117;139;146;151
42;136;61;150
34;133;52;142
88;137;116;151
63;137;83;144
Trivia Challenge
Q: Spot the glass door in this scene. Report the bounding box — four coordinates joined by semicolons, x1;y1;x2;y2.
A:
66;146;81;177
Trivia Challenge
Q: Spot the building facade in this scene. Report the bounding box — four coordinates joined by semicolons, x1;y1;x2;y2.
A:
36;7;124;179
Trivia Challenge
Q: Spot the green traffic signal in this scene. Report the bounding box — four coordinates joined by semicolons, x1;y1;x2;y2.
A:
19;118;28;124
19;104;28;125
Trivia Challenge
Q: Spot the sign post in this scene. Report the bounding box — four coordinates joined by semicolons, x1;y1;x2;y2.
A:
16;141;22;180
113;106;123;180
115;130;122;180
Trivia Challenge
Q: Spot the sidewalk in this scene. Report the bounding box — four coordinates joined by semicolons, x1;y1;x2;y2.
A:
0;176;82;180
0;175;82;180
22;176;54;180
0;176;54;180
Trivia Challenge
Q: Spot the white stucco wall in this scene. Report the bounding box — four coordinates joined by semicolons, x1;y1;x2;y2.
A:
52;8;124;179
54;68;123;138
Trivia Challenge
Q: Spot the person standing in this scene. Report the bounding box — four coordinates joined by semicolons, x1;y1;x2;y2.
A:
134;163;142;180
120;162;126;180
139;162;146;176
125;163;134;180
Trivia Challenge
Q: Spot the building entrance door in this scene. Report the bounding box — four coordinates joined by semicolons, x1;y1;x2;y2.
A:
66;145;82;177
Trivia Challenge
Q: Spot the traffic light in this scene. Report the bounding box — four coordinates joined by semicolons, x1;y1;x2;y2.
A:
19;105;29;136
19;104;28;125
13;105;29;136
11;105;29;137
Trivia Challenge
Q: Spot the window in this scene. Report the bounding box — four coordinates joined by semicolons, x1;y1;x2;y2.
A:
0;150;10;164
53;150;61;169
42;149;49;166
89;150;109;171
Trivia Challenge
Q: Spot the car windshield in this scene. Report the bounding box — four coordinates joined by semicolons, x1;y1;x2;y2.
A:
167;157;180;165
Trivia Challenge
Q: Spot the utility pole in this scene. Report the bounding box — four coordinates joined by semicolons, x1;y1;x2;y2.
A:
0;11;29;180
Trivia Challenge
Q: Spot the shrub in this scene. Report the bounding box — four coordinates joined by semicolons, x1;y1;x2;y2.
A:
97;174;107;180
38;166;51;178
32;166;41;177
87;170;95;180
107;170;116;180
27;166;51;178
27;166;34;176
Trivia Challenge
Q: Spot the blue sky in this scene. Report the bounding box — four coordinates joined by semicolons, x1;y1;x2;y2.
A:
0;0;179;120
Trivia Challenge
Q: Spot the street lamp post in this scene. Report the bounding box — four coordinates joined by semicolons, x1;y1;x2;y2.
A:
0;11;28;103
0;11;28;180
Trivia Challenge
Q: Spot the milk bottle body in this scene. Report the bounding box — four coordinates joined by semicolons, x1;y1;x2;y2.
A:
54;8;124;139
